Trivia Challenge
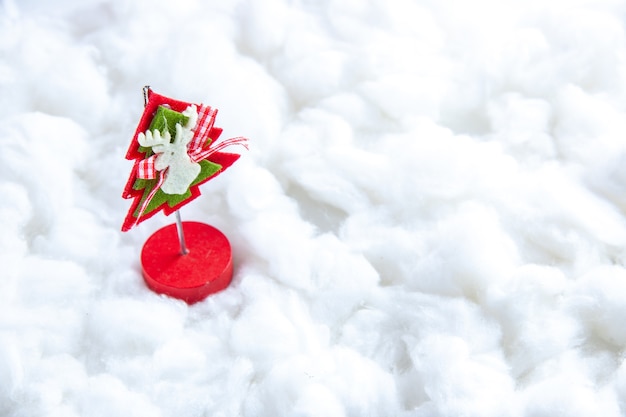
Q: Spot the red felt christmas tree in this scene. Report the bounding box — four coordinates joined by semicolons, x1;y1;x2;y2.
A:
122;88;247;232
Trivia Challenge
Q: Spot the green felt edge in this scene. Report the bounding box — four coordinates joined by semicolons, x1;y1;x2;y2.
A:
137;106;190;154
132;159;222;217
151;106;189;139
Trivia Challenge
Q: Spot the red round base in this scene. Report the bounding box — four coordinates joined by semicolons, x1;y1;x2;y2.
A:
140;221;233;304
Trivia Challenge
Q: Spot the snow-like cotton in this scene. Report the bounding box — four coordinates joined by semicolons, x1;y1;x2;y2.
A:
3;0;626;416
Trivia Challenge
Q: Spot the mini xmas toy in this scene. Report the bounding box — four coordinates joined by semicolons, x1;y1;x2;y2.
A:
122;87;248;303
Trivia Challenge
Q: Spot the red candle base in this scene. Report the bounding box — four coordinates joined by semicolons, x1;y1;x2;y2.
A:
140;221;233;304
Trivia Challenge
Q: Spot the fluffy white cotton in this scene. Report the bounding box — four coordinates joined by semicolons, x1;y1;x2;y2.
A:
245;347;398;416
0;182;30;257
573;266;626;347
78;374;162;417
86;298;186;354
0;335;23;414
4;0;626;416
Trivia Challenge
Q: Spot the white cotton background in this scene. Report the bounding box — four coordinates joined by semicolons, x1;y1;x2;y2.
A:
2;0;626;415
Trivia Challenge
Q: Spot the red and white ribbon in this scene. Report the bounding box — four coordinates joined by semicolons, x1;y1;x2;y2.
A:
137;154;158;180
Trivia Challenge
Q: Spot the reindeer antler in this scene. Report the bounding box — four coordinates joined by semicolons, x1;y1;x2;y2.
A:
138;129;171;153
173;123;195;148
181;105;198;130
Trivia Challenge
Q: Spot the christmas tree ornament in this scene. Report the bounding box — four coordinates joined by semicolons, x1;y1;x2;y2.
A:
122;86;248;303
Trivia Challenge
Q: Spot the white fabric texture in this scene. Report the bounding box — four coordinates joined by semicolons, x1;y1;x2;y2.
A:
2;0;626;416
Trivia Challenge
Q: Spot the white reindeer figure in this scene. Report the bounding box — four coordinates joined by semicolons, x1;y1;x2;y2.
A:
138;105;201;195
